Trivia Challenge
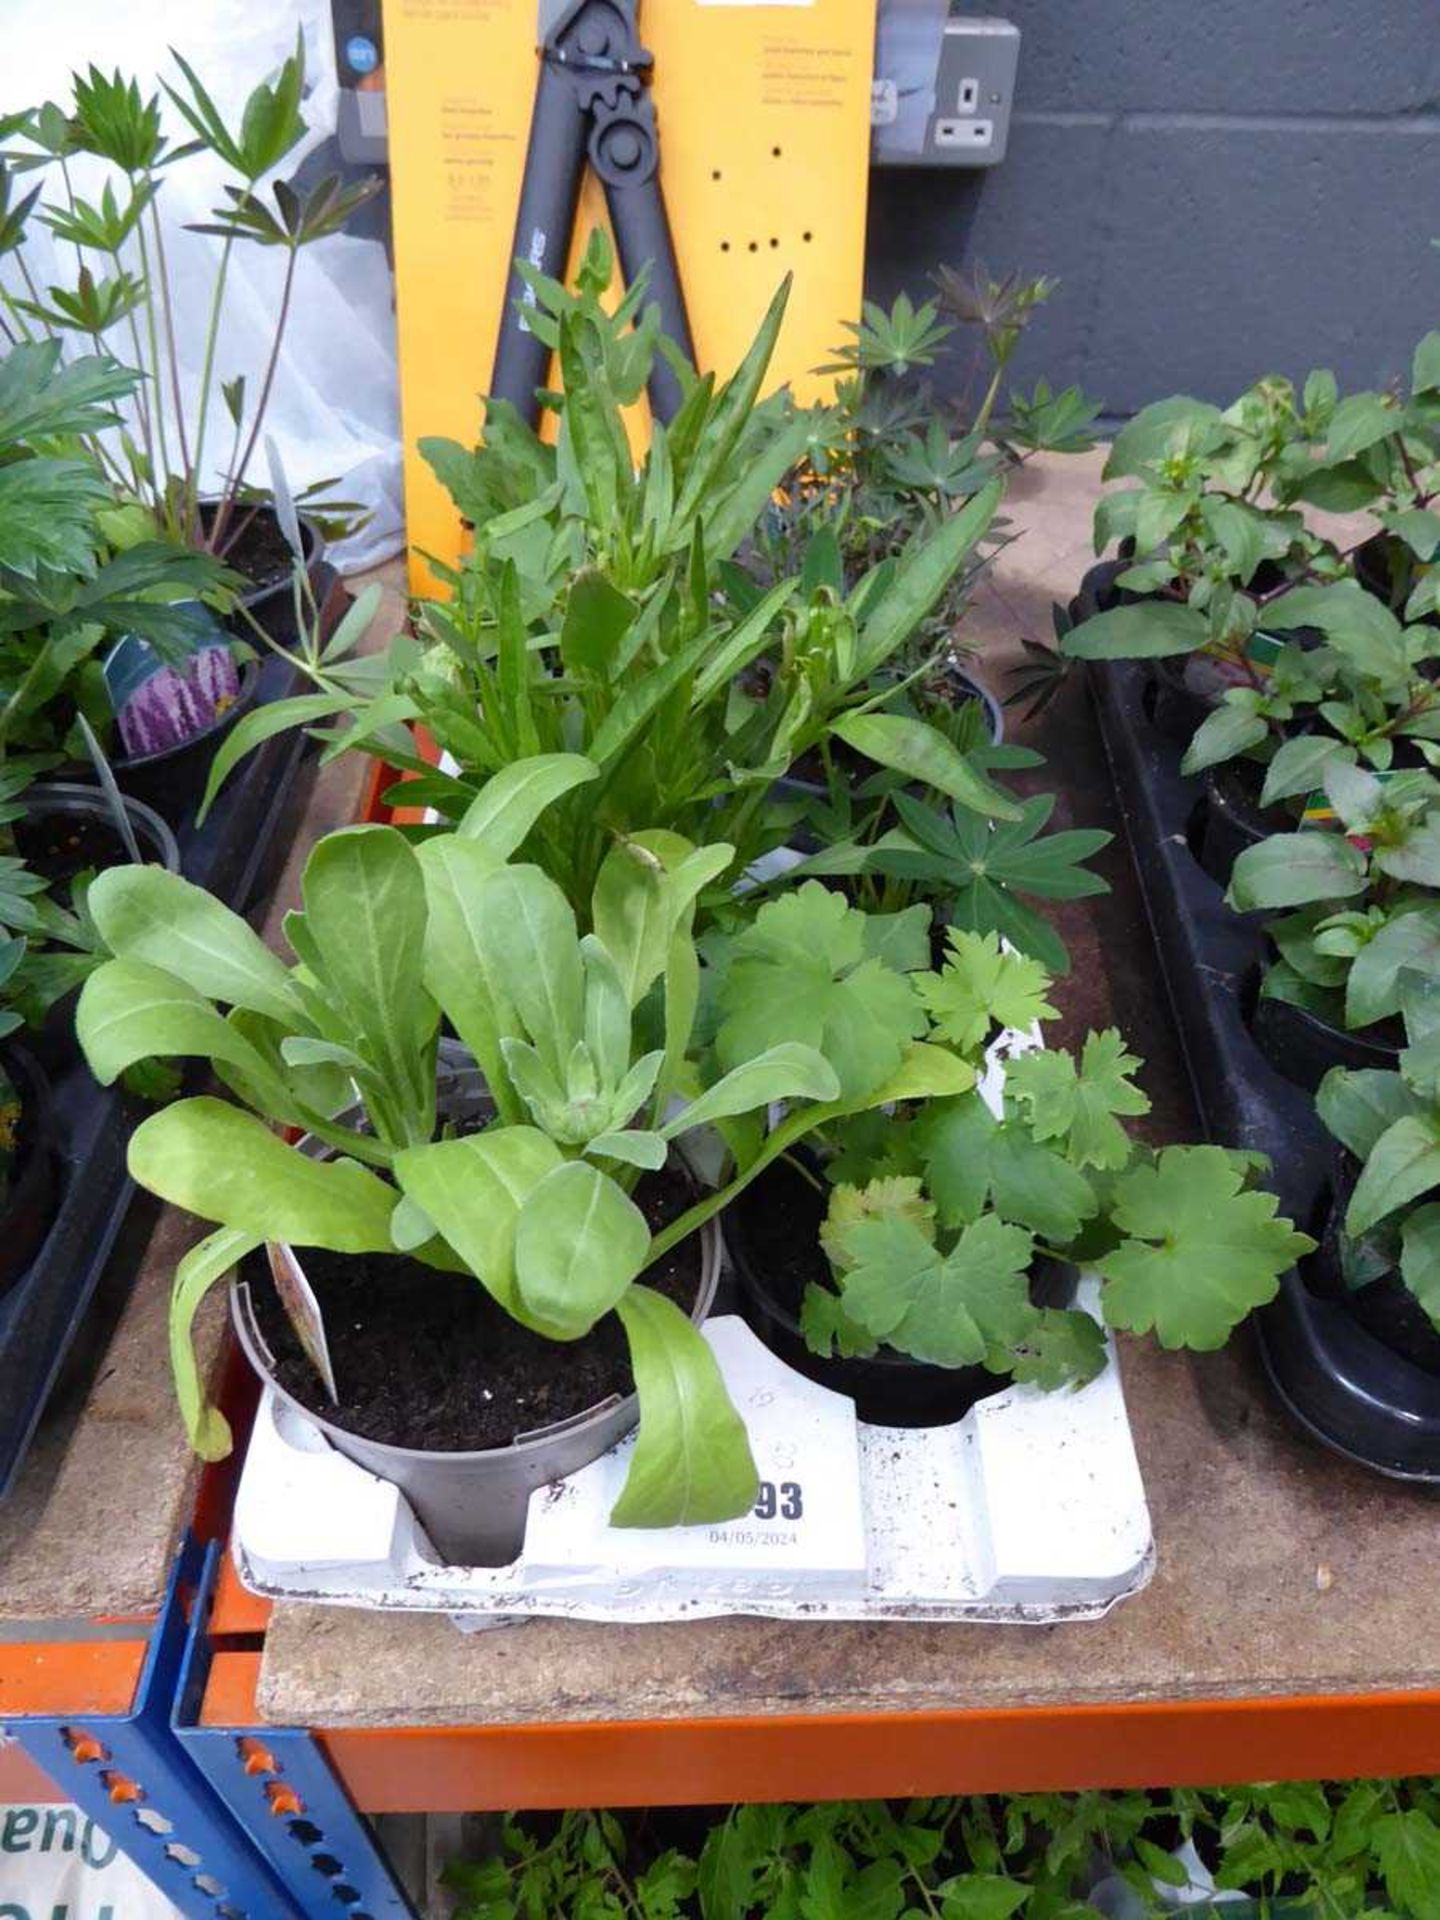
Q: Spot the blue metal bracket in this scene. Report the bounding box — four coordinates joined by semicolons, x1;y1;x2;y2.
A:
173;1542;414;1920
3;1533;304;1920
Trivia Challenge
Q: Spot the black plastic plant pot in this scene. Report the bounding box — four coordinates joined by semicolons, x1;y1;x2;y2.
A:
1250;987;1401;1096
232;1221;723;1569
1309;1155;1440;1376
0;1049;58;1304
207;504;326;651
725;1154;1075;1428
17;780;181;887
1194;760;1292;889
102;660;262;825
1257;1269;1440;1483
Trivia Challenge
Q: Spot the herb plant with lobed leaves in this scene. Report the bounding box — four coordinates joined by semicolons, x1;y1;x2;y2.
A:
0;39;379;561
74;766;995;1527
709;917;1310;1378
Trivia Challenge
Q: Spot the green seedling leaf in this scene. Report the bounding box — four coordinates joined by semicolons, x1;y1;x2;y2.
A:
471;863;585;1081
1098;1145;1313;1347
1009;1308;1108;1392
853;478;1001;678
88;864;301;1025
416;835;520;1119
1401;1204;1440;1334
1226;831;1368;912
1316;1066;1421;1162
514;1159;651;1338
662;1043;839;1138
1372;1809;1440;1919
611;1286;758;1527
1061;600;1208;659
77;958;280;1099
457;751;597;859
714;883;927;1101
918;929;1058;1052
170;1227;259;1459
839;1211;1038;1367
1180;696;1269;776
1347;1114;1440;1237
1006;1029;1150;1170
394;1131;564;1318
830;711;1020;820
130;1097;399;1249
199;692;357;824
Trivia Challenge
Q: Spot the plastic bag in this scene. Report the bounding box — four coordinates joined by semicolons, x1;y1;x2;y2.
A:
0;1802;182;1917
0;0;402;573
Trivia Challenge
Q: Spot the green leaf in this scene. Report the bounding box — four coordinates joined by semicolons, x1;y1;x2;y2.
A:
1346;908;1440;1030
714;884;926;1102
393;1130;563;1319
1179;697;1269;776
1262;581;1408;682
662;1044;839;1138
1260;732;1347;807
1347;1115;1440;1236
829;712;1020;820
300;828;436;1139
839;1212;1037;1367
197;692;356;824
1098;1145;1312;1348
1400;1204;1440;1332
76;958;278;1095
868;1041;976;1103
470;865;584;1082
88;865;301;1025
937;1873;1030;1920
558;568;636;677
455;752;600;859
514;1159;651;1339
1316;1066;1420;1161
917;929;1058;1053
1373;1809;1440;1918
853;480;1002;678
1323;391;1401;461
610;1285;758;1527
1226;832;1368;912
1060;601;1209;660
1414;333;1440;396
416;835;519;1118
1009;1309;1108;1392
592;835;732;1009
1006;1030;1150;1170
587;1128;668;1171
170;1227;259;1460
129;1098;399;1249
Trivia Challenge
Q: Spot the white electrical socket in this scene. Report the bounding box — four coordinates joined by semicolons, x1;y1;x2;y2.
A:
935;117;994;150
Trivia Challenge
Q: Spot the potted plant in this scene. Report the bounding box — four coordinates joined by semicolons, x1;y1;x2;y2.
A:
74;766;976;1563
0;340;236;781
1314;1030;1440;1374
201;239;1021;918
1225;759;1440;1090
0;38;379;638
721;923;1311;1423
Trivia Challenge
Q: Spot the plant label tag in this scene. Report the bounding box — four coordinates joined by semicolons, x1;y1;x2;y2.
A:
267;1244;340;1405
522;1317;867;1592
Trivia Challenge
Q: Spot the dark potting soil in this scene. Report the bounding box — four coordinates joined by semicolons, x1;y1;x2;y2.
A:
14;814;130;901
251;1166;703;1452
202;504;296;595
734;1152;831;1327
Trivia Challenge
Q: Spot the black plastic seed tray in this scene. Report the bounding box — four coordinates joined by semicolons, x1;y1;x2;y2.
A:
0;586;340;1501
1085;627;1440;1481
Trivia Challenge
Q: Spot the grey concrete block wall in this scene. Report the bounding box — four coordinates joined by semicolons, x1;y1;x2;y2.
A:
866;2;1440;414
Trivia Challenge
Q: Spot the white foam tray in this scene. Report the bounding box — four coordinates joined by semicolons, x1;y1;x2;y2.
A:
233;1279;1155;1627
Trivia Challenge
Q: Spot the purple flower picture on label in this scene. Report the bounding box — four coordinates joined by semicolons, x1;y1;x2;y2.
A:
115;643;241;760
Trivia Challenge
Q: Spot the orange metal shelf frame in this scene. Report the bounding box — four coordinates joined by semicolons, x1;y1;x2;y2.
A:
195;1646;1440;1813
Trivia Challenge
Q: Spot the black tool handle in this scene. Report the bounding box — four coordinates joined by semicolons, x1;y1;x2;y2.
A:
607;169;692;422
490;59;589;422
